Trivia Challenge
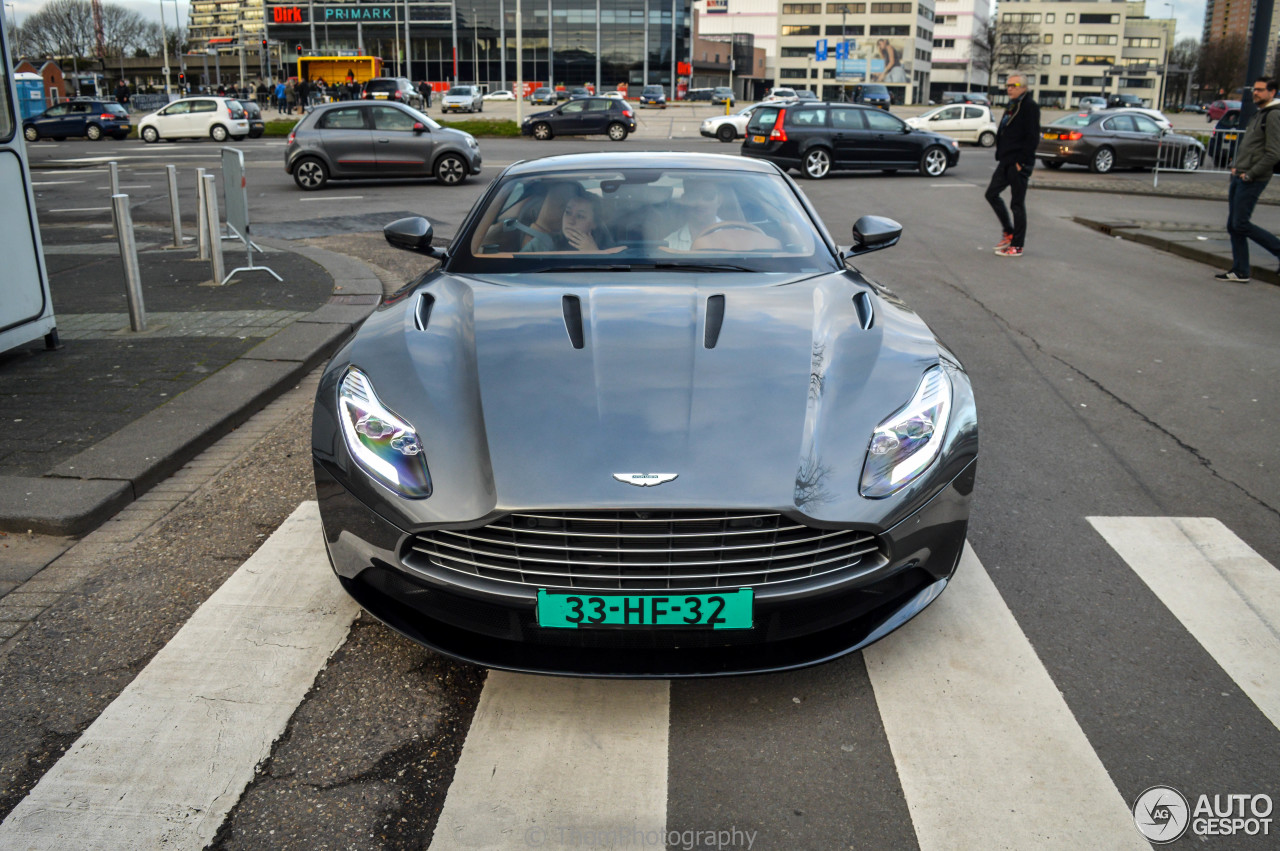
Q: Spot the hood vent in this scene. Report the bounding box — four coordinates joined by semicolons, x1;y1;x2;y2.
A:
415;294;435;331
853;292;874;330
562;295;585;349
704;294;726;349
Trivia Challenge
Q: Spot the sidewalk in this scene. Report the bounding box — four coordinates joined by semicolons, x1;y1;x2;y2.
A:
1071;216;1280;286
0;223;382;537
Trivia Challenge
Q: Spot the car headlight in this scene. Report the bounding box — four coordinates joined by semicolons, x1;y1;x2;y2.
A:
338;367;432;498
860;366;952;498
466;134;478;148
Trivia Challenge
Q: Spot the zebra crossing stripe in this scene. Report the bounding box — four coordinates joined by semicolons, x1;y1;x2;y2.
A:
430;673;669;850
1088;516;1280;731
863;544;1148;850
0;501;358;851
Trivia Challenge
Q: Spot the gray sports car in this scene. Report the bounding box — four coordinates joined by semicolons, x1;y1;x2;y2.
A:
312;152;978;677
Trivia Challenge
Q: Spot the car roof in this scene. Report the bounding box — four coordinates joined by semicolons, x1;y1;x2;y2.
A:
501;151;782;178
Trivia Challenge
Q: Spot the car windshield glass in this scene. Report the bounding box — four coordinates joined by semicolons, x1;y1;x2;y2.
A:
454;168;833;276
1051;114;1093;127
447;87;472;96
747;106;781;132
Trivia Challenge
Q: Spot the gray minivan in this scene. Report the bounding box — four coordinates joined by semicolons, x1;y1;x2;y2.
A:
286;101;482;190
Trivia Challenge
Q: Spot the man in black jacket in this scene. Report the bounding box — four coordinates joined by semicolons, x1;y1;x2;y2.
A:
986;74;1041;257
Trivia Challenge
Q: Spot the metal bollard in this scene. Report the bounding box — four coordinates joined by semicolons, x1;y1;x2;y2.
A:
167;165;182;248
111;194;147;332
196;167;209;260
109;161;120;237
203;174;225;284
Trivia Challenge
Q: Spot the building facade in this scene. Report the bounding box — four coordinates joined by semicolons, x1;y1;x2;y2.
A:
991;0;1174;109
929;0;989;98
190;0;269;51
772;1;936;105
251;0;692;91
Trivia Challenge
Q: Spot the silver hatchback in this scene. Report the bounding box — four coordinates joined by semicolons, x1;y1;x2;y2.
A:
285;101;482;190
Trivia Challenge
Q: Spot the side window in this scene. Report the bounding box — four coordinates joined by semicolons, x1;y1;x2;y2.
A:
864;110;906;132
831;108;866;129
70;103;91;114
936;106;961;120
963;106;983;120
191;100;217;113
163;101;191;115
790;107;828;126
1103;115;1135;132
562;101;585;114
318;107;368;129
585;99;610;112
45;105;70;117
1133;115;1161;134
371;106;416;131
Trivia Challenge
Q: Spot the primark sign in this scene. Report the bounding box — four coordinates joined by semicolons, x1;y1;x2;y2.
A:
270;5;398;23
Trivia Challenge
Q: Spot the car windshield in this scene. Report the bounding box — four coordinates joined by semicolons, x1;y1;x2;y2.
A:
454;167;833;275
447;87;473;96
1051;114;1093;128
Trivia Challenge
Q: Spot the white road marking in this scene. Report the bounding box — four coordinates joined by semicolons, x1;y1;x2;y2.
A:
863;544;1146;850
1089;516;1280;731
95;184;152;189
30;180;84;186
430;673;669;850
299;195;365;201
47;207;112;212
0;502;359;851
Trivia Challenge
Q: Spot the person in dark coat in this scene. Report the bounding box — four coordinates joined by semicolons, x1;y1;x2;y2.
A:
419;80;432;109
114;80;130;107
986;73;1041;257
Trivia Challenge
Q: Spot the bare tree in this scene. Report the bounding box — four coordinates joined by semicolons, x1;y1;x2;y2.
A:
1199;34;1248;97
15;0;158;60
972;12;1042;92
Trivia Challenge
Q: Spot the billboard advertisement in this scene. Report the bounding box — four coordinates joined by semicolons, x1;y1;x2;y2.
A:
836;38;909;83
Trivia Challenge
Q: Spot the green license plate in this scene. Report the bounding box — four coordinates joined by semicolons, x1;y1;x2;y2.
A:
537;589;753;630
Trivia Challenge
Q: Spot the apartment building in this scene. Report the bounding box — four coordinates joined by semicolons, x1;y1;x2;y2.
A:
189;0;267;51
992;0;1173;109
692;0;783;79
931;0;991;98
773;1;937;105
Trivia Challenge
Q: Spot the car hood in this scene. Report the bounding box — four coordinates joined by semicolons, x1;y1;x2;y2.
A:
323;270;963;528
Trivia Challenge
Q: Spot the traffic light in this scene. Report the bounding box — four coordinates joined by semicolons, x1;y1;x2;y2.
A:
178;72;185;87
296;44;303;56
261;39;267;50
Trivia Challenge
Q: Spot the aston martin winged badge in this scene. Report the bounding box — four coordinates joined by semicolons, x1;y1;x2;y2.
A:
613;473;678;487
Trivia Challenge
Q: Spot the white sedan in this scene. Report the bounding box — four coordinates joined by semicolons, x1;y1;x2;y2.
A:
483;90;516;101
905;104;998;147
699;103;765;143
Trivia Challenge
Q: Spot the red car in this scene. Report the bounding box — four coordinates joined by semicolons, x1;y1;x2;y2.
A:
1206;99;1242;121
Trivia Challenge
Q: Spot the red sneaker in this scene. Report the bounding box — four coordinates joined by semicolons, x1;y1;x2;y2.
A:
995;232;1013;250
995;245;1023;257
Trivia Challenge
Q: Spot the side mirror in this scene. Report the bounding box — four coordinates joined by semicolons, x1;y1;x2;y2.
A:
845;215;902;257
412;121;427;134
384;216;445;258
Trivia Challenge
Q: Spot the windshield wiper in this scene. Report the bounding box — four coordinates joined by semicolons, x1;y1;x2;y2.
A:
529;264;636;274
646;262;754;272
529;262;754;274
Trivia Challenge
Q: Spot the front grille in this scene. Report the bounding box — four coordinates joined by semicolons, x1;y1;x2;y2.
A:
404;510;886;591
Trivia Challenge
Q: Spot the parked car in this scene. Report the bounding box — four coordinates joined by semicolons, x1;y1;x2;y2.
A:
605;90;626;100
1037;109;1203;173
22;100;131;141
848;84;892;110
1102;105;1172;130
1177;103;1205;114
529;87;556;105
236;99;265;139
521;96;637;141
906;104;997;147
1208;108;1242;167
1106;93;1145;109
686;87;714;101
312;150;978;676
700;103;765;142
762;87;798;103
566;86;593;100
711;86;735;105
285;101;481;190
361;77;425;110
1077;96;1108;113
442;85;484;113
483;90;517;101
742;102;960;179
139;97;250;143
639;85;667;108
940;91;991;106
1206;99;1242;121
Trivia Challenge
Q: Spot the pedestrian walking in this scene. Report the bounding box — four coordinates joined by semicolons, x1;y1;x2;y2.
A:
1216;76;1280;284
275;80;287;113
419;80;432;110
985;74;1040;258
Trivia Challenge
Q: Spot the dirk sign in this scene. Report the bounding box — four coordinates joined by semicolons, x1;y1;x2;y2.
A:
272;7;303;23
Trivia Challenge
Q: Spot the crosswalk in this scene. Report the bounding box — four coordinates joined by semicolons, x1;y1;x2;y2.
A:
0;505;1276;850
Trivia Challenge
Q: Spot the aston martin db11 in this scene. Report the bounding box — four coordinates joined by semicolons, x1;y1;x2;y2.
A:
312;151;978;677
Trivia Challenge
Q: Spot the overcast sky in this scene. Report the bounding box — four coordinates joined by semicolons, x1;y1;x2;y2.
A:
6;0;1208;45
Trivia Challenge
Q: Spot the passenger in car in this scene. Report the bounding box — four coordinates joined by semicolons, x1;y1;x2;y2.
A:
522;187;609;252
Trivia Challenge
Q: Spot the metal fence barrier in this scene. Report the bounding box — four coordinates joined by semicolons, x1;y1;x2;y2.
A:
1154;126;1240;186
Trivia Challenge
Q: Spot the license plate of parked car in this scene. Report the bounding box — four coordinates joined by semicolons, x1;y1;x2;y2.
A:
753;135;766;143
1042;132;1059;140
537;589;753;629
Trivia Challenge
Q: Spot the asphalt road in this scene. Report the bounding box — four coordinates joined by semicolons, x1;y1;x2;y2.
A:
3;129;1279;850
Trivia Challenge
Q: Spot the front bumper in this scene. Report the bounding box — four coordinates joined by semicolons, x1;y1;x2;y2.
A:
314;458;976;677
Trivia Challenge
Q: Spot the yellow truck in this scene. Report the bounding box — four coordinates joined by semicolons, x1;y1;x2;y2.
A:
294;55;384;87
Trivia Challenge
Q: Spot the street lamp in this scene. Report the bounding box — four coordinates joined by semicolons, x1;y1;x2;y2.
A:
1159;2;1175;109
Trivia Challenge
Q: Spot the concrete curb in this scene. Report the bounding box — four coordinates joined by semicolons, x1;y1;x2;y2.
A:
1072;216;1280;286
0;242;381;537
